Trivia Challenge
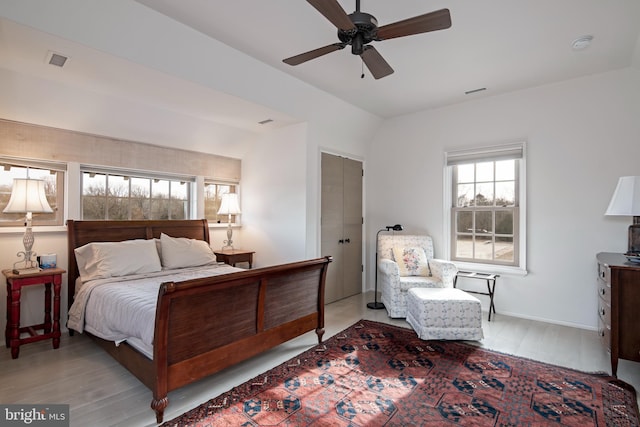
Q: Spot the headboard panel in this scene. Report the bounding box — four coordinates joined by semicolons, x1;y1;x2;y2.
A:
66;219;210;310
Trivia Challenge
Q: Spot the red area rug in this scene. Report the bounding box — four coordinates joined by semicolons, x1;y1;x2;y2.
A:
162;320;639;426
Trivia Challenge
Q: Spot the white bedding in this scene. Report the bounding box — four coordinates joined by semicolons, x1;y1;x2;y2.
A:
68;263;241;358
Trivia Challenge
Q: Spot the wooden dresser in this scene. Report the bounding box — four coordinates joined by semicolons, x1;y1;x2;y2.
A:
596;252;640;376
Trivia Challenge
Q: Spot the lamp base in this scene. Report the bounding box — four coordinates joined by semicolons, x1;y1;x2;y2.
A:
629;223;640;253
367;301;385;310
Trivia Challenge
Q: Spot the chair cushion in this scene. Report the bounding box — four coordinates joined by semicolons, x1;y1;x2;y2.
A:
398;276;442;292
393;246;430;276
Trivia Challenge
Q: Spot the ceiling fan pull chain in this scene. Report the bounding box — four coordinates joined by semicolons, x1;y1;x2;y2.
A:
361;59;365;79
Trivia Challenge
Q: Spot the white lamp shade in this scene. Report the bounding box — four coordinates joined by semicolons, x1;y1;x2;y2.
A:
217;193;241;215
605;176;640;216
3;178;53;214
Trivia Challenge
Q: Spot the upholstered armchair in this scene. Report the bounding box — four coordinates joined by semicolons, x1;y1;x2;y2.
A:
378;234;457;318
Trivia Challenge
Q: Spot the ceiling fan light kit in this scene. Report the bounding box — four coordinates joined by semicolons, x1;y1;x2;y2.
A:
283;0;452;80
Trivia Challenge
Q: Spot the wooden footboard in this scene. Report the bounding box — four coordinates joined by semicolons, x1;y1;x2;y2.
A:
151;257;331;422
66;219;331;423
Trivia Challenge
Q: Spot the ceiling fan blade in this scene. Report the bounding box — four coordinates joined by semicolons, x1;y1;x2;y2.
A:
283;43;345;66
307;0;356;31
376;8;451;40
360;46;394;79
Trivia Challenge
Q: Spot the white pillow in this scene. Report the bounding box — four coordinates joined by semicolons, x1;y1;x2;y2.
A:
75;239;162;282
392;247;430;277
160;232;217;269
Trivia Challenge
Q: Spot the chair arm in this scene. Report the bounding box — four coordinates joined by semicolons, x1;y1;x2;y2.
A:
378;258;400;277
428;259;458;287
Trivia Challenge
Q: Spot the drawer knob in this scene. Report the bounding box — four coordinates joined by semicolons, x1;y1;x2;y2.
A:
599;308;606;316
598;329;605;337
600;288;606;296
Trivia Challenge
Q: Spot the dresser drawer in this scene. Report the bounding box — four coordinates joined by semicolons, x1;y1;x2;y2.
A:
598;297;611;326
597;262;610;284
598;319;611;351
597;279;611;304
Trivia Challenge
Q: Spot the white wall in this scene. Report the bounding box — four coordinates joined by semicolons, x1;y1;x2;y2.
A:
366;67;640;329
241;124;308;267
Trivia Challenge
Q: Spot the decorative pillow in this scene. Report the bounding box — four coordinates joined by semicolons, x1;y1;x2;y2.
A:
392;247;430;277
75;239;162;282
160;232;217;269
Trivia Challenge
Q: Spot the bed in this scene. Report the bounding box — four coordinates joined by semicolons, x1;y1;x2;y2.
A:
66;219;331;423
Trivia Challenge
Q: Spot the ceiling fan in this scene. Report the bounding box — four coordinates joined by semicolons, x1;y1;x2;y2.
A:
283;0;452;79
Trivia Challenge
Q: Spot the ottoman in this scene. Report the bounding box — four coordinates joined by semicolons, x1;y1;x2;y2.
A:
406;287;484;341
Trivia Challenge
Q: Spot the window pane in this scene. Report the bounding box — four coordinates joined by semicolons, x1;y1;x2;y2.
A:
82;173;106;220
495;160;514;181
474;183;494;206
456;183;474;207
476;161;493;182
457;164;474;183
474;237;493;260
456;211;472;233
475;211;493;234
495;181;515;206
496;236;514;262
495;210;513;234
455;235;472;259
107;175;129;220
130;177;150;220
152;180;169;198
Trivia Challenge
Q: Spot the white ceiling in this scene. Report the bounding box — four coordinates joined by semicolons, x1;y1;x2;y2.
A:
136;0;640;118
1;0;639;157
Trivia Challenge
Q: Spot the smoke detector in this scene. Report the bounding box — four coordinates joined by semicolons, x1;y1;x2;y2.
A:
571;35;593;51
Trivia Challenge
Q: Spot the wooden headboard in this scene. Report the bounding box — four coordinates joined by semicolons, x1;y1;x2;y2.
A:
66;219;210;310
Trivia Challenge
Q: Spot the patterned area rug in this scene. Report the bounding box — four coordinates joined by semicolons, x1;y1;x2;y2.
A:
162;320;639;426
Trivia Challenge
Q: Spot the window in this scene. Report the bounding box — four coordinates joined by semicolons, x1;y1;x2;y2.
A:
81;168;192;220
446;143;526;271
0;159;65;227
204;181;239;224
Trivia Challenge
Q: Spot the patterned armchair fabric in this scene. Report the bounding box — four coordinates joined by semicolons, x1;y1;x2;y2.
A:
378;234;457;318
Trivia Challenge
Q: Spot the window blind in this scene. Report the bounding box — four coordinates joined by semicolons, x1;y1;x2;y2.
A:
446;142;524;166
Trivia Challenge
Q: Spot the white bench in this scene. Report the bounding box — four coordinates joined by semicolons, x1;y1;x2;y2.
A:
406;287;484;341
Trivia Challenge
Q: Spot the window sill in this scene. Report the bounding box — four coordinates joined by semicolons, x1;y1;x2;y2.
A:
451;261;528;277
0;225;67;234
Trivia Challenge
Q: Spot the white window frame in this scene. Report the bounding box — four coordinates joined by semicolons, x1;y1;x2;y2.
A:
203;180;241;226
80;166;195;221
0;158;66;227
443;142;528;276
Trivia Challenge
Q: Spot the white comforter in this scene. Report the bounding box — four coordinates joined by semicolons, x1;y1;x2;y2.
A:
68;264;241;357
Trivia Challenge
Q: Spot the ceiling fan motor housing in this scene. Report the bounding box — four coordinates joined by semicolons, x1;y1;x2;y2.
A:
338;11;378;55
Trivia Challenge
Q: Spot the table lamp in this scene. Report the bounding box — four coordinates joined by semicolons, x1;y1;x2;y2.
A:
605;176;640;254
217;193;241;250
3;178;53;272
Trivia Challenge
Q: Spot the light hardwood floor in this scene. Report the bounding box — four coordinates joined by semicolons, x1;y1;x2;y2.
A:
1;292;639;427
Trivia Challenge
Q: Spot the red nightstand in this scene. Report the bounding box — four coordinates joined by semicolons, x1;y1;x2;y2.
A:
3;267;65;359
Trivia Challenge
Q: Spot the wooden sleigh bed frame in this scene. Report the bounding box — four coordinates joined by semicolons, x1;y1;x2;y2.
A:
66;219;331;423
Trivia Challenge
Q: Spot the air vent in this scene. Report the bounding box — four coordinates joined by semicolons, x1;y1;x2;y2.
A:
46;51;69;68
